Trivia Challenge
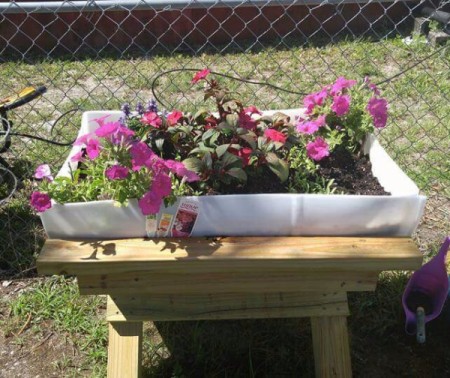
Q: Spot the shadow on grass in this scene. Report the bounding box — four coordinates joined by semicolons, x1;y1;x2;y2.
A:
0;158;45;278
146;318;314;377
141;272;450;377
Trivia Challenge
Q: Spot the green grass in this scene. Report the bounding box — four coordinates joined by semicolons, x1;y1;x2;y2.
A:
1;276;108;377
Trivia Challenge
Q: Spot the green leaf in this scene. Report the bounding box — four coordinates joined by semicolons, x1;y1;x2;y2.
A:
217;122;232;131
203;152;213;170
222;100;239;112
272;112;290;124
259;115;274;123
226;167;247;182
225;114;239;128
194;108;209;120
216;144;230;158
221;152;241;169
182;157;203;173
239;133;257;149
257;136;266;149
202;129;219;144
266;152;289;182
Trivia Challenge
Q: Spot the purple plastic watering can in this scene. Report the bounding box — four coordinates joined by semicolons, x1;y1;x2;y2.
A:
402;236;450;339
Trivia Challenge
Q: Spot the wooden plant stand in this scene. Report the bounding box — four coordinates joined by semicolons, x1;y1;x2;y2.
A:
37;237;422;378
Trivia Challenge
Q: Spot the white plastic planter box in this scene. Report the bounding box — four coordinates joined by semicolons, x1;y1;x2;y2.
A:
40;110;426;239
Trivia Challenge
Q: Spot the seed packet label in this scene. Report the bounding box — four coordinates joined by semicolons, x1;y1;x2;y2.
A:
171;199;200;237
156;213;174;237
145;214;158;237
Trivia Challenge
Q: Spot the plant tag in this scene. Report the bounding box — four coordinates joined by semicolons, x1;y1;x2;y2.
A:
145;214;157;237
156;213;174;237
171;199;200;237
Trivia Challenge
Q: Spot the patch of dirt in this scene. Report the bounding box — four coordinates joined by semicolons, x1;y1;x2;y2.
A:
211;150;389;196
0;280;91;378
318;148;388;195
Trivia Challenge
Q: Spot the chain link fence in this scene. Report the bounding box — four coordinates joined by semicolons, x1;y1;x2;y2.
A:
1;0;449;276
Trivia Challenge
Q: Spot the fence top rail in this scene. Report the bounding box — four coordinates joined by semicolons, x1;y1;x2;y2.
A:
1;0;422;14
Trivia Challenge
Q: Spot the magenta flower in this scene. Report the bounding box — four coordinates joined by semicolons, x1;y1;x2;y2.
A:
330;77;356;95
303;89;328;114
165;160;200;182
95;122;122;138
70;150;84;163
34;164;53;181
138;190;162;215
147;154;168;174
244;106;263;115
151;173;172;197
364;77;381;95
315;114;326;127
306;137;330;161
331;95;351;117
112;125;135;144
130;142;154;171
30;191;52;212
74;133;91;146
141;112;162;128
166;110;183;126
238;147;252;167
264;128;287;144
296;119;320;135
105;165;129;180
366;97;388;128
86;139;101;159
239;111;257;130
92;114;110;127
191;68;211;84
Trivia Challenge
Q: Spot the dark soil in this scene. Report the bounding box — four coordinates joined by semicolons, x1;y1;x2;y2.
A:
227;150;389;195
318;149;389;195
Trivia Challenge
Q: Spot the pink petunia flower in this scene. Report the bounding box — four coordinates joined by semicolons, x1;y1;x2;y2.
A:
364;77;381;95
315;114;327;127
331;95;351;117
74;133;91;146
151;173;172;197
30;191;52;212
141;112;162;128
34;164;53;181
165;160;200;182
239;111;257;130
166;110;183;126
112;125;135;145
244;106;263;115
92;114;110;127
306;137;330;161
95;122;122;138
105;165;129;180
330;77;357;95
70;150;84;163
147;154;168;174
138;190;162;215
191;68;211;84
86;139;101;159
264;128;287;144
296;119;320;135
303;89;328;114
366;97;388;128
130;142;154;171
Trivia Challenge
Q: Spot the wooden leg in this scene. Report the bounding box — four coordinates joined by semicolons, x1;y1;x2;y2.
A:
311;316;352;378
107;321;143;378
